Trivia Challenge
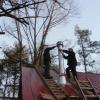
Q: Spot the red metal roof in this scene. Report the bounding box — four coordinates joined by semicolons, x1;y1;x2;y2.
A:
22;67;100;100
22;67;51;100
77;72;100;91
22;67;79;100
0;98;15;100
0;98;13;100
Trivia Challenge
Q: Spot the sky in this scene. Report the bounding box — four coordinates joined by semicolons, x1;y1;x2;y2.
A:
46;0;100;44
46;0;100;73
0;0;100;72
0;0;100;47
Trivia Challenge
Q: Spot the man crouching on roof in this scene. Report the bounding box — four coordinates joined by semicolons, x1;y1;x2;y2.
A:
60;48;77;79
43;44;56;79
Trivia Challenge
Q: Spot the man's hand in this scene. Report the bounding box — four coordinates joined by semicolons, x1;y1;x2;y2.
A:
58;49;63;52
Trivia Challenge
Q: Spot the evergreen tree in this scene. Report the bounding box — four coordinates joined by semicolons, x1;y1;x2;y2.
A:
0;42;29;98
75;26;95;73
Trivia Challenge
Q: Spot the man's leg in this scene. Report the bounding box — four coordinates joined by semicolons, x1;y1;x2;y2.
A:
66;67;70;78
46;64;50;77
71;66;77;79
44;63;49;76
44;63;52;78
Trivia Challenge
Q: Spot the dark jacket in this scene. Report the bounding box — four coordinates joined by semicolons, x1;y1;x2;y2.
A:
62;50;77;67
43;46;56;65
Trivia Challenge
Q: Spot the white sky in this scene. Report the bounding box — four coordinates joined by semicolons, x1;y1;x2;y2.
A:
46;0;100;73
0;0;100;73
0;0;100;46
46;0;100;44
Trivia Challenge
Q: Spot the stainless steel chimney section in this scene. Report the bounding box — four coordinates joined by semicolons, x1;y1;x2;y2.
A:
57;41;67;84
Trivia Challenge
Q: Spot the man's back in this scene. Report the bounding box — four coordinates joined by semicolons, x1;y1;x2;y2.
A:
43;46;56;65
67;51;77;66
43;48;51;64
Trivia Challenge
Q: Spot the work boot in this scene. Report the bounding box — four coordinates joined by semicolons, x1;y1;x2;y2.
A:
45;75;53;79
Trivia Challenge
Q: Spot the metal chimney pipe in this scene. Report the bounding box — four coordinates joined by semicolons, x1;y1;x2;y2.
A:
57;41;67;84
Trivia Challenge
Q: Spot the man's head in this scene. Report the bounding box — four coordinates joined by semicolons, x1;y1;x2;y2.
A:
43;44;49;50
68;48;73;52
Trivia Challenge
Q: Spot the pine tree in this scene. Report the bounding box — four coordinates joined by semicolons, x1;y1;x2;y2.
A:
75;26;95;73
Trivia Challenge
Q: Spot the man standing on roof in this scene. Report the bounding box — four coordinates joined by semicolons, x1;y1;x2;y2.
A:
60;48;77;79
43;45;56;79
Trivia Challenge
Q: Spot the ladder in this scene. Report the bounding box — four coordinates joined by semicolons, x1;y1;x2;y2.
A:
35;67;67;100
42;78;67;100
36;67;80;100
42;77;81;100
75;77;100;100
98;91;100;98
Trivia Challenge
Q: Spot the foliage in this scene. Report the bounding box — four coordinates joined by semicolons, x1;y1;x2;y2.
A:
0;0;46;25
0;42;29;98
2;42;29;64
2;0;77;66
75;26;95;72
89;41;100;53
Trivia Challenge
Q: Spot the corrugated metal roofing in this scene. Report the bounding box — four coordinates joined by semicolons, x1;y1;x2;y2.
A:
22;67;51;100
0;98;16;100
22;67;78;100
22;67;100;100
77;72;100;91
